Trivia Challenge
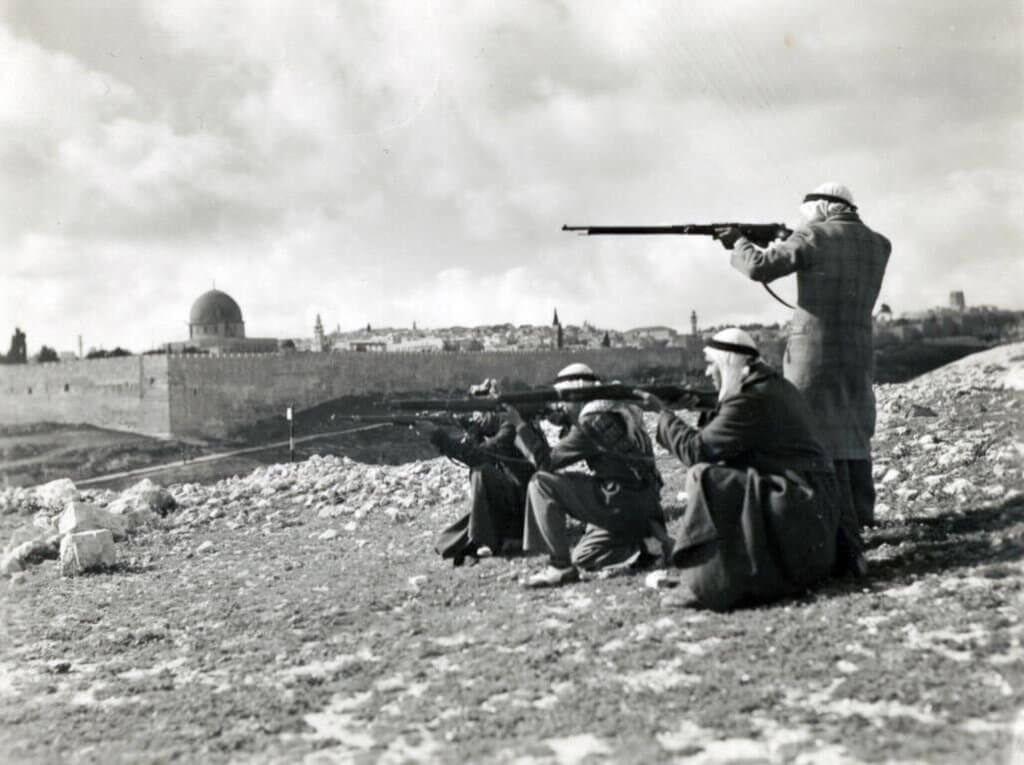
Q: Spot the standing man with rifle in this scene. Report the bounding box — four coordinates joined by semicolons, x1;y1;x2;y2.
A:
714;183;890;557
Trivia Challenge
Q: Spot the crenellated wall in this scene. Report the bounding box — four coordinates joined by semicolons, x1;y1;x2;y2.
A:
0;347;701;440
0;356;171;437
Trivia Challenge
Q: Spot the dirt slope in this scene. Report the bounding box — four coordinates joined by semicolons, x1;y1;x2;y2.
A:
1;346;1022;764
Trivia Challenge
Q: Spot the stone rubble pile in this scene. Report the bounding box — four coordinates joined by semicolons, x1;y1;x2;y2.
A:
871;346;1023;523
159;455;470;532
1;455;472;578
1;343;1021;578
0;477;176;577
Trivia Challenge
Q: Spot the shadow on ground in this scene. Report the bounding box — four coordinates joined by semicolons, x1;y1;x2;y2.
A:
660;494;1023;603
862;494;1024;582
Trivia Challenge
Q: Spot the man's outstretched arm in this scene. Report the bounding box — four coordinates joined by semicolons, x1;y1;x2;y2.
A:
720;225;814;283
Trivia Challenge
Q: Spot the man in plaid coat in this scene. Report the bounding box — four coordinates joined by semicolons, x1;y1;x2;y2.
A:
716;182;890;564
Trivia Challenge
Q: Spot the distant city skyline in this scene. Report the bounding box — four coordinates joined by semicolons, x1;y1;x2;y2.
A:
9;290;1021;358
2;2;1021;354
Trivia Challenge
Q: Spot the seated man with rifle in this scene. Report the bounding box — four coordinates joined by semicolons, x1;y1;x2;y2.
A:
501;363;670;588
412;379;548;566
387;377;715;581
634;328;852;611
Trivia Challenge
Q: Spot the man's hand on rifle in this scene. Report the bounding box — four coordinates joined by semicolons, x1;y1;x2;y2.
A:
500;404;525;428
412;419;441;436
632;390;666;412
713;226;742;250
634;389;702;412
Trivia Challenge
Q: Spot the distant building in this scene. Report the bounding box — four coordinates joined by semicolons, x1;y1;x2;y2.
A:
624;326;678;347
168;289;278;355
189;289;245;340
890;295;1024;346
313;313;326;351
346;340;388;352
387;336;445;352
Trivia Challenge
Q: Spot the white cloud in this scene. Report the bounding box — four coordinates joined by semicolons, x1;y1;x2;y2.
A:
0;25;135;133
0;0;1021;354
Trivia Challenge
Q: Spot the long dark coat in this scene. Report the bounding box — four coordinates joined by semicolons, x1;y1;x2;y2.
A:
657;362;850;610
730;212;890;460
431;420;538;563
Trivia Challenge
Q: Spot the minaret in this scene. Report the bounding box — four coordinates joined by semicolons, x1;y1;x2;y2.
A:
313;314;326;351
690;310;698;337
552;308;563;350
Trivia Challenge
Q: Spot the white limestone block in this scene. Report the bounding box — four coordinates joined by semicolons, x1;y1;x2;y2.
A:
60;529;116;576
34;478;79;511
57;502;128;541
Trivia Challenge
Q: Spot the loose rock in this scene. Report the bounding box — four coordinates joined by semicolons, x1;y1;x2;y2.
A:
60;529;116;576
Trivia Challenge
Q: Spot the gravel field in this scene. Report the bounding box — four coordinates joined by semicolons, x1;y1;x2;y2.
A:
2;344;1023;764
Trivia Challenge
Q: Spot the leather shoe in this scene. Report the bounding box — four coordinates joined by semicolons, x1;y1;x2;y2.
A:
524;565;580;588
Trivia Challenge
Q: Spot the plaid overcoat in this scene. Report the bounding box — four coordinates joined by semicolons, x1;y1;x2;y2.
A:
730;212;891;459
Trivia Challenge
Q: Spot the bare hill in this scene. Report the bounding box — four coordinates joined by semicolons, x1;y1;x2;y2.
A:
1;347;1022;763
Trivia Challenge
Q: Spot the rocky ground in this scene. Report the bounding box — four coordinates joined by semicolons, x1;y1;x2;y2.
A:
1;345;1023;764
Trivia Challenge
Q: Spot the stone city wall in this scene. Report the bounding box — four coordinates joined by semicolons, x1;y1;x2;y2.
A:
0;348;701;440
0;356;171;437
167;347;701;438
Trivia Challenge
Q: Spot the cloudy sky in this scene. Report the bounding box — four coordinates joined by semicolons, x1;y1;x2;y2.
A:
2;1;1021;354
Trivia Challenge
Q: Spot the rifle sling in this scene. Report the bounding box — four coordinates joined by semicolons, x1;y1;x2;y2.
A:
761;282;795;310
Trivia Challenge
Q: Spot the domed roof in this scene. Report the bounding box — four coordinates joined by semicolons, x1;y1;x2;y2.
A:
189;289;243;324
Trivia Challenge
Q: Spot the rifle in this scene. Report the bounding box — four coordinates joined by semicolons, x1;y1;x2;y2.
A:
562;222;795;307
332;413;462;427
334;411;518;439
388;383;717;413
333;413;533;468
388;396;556;417
562;222;792;248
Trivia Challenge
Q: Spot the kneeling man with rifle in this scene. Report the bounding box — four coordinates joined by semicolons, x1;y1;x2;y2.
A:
504;363;669;588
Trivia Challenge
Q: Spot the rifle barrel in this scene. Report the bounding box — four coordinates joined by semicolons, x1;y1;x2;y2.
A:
562;223;792;246
332;414;419;425
390;396;552;414
598;383;717;410
563;225;701;235
389;383;717;412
